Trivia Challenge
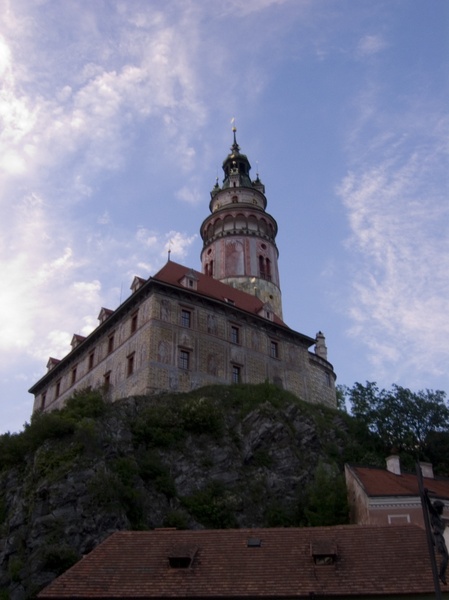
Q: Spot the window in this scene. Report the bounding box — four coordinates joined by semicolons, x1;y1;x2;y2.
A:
131;311;138;334
40;393;46;410
270;341;279;359
88;351;95;370
104;371;111;391
169;556;192;569
178;349;190;370
108;333;115;354
388;514;410;524
55;379;61;398
259;255;265;278
230;325;239;344
231;365;241;384
181;309;191;328
71;366;77;385
259;256;272;281
127;353;135;377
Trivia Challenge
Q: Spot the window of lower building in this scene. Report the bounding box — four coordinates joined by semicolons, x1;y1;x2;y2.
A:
71;366;77;385
127;353;135;377
270;341;279;359
231;365;241;384
230;325;240;344
55;380;61;398
40;393;46;410
108;333;115;354
388;514;410;524
104;371;111;390
181;308;191;328
131;311;138;334
178;349;190;370
88;351;95;370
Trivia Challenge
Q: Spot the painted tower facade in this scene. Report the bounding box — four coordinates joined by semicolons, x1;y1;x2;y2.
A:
200;129;282;318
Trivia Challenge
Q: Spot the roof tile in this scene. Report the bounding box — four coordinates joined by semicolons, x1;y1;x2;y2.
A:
38;525;439;598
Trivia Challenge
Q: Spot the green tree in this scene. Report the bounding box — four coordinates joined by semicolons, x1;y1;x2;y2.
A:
343;382;449;457
304;462;349;526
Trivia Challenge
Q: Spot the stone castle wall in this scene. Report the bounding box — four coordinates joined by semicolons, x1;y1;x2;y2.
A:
32;284;336;413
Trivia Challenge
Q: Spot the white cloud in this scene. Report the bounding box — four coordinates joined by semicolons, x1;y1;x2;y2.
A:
176;184;201;205
165;230;197;260
357;34;387;57
339;100;449;383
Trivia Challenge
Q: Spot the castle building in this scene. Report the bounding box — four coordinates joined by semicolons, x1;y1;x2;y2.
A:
29;131;337;413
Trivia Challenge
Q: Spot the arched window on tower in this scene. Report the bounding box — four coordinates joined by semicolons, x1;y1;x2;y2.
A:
206;261;214;277
265;258;271;281
259;255;266;279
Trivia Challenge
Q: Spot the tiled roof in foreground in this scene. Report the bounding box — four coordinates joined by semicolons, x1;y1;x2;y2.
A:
348;465;449;499
38;525;438;598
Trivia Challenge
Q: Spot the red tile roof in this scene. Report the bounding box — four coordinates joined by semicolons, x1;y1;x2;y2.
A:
349;465;449;499
38;525;438;599
152;261;293;331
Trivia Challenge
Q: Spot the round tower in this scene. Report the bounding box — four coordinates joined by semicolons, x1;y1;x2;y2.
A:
200;128;282;318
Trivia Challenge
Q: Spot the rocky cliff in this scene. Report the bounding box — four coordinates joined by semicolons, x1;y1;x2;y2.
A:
0;384;370;600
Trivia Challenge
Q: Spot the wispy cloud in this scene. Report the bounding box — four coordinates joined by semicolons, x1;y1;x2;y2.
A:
357;34;388;57
339;91;449;384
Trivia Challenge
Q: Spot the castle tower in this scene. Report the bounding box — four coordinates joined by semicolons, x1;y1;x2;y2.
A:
200;128;283;318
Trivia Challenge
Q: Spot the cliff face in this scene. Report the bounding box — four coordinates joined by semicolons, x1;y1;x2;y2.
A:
0;384;363;600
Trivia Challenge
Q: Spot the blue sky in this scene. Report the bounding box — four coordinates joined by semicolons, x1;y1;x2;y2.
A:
1;0;448;434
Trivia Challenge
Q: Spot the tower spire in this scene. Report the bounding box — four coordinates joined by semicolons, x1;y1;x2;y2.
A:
200;130;283;318
231;118;240;153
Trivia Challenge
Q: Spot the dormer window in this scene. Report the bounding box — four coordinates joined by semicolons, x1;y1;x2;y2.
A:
130;276;146;294
258;303;274;322
169;556;191;569
180;269;198;290
311;542;337;566
71;334;86;349
98;307;113;324
167;546;198;569
47;357;61;372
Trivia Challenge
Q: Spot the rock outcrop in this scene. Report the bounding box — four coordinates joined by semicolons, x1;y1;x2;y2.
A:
0;384;360;599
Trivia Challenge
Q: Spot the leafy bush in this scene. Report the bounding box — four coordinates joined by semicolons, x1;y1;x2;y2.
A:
64;389;107;420
39;544;79;575
137;453;176;497
180;396;224;436
131;404;185;448
163;510;189;529
181;481;238;529
33;442;81;479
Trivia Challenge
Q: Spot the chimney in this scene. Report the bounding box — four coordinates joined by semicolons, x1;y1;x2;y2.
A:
419;462;434;479
386;455;401;475
315;331;328;360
